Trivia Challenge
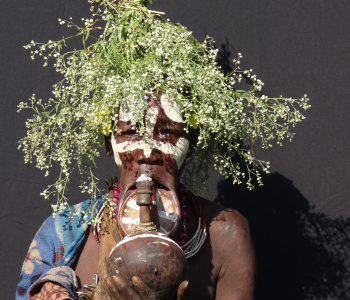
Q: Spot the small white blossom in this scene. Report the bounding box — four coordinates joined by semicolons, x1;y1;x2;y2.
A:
19;1;310;212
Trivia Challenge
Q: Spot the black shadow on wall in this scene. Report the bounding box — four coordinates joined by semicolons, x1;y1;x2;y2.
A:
216;172;350;300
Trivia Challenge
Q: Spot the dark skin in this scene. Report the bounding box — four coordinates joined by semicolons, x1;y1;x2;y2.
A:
74;95;255;299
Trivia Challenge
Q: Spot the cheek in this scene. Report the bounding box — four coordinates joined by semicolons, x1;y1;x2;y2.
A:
165;137;189;169
147;137;189;169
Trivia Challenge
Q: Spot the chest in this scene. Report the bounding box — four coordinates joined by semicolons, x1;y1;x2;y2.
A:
185;240;219;300
75;231;219;299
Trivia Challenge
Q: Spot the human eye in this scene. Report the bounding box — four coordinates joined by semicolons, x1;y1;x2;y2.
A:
158;129;180;140
120;129;139;139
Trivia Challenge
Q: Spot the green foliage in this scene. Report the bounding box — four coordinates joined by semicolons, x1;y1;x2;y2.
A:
19;0;310;214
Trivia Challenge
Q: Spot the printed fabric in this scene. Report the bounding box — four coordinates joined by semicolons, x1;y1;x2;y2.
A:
16;196;105;299
29;281;73;300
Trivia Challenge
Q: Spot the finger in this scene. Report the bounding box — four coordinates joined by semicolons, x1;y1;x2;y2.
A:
131;276;157;300
177;281;190;300
105;275;139;300
113;275;140;299
105;277;119;299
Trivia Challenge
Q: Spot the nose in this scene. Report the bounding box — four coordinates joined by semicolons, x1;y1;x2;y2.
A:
135;148;163;165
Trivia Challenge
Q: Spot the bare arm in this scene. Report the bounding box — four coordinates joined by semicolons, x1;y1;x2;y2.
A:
211;210;256;300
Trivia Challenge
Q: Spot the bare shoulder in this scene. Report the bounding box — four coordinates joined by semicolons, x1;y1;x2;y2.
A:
198;198;255;300
199;197;251;245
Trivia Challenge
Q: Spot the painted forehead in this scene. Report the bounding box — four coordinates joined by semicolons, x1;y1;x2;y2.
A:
119;94;184;124
159;95;184;123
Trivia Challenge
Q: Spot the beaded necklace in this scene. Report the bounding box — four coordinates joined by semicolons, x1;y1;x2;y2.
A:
92;183;207;259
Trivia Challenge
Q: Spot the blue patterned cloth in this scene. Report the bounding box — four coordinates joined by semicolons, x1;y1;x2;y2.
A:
16;196;105;299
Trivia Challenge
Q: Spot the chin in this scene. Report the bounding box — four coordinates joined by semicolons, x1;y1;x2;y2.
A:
116;169;182;237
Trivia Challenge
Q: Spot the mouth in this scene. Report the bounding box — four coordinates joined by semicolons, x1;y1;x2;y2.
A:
127;184;137;192
154;181;169;191
125;180;170;194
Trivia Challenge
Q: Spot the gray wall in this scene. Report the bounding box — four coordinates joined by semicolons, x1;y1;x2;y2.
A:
2;1;350;299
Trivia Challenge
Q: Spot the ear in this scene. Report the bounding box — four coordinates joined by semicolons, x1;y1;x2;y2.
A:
105;134;113;157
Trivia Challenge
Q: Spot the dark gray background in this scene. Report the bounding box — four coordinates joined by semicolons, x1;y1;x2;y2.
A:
2;0;350;299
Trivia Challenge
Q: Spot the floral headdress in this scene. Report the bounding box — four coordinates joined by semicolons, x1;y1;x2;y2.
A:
18;0;310;215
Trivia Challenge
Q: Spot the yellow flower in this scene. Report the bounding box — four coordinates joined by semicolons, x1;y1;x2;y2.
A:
189;112;198;129
96;110;112;136
101;123;112;136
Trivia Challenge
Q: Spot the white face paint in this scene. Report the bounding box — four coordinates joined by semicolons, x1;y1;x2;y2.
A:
160;94;184;123
119;95;148;122
111;134;190;168
111;96;190;169
119;99;134;122
136;174;152;182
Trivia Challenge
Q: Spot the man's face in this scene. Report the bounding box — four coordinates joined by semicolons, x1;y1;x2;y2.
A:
110;94;191;200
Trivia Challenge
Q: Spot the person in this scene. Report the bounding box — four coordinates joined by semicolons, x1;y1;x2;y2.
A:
16;0;309;299
16;93;255;299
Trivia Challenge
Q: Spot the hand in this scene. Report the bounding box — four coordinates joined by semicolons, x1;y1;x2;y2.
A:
105;275;153;300
104;275;190;300
176;280;190;300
